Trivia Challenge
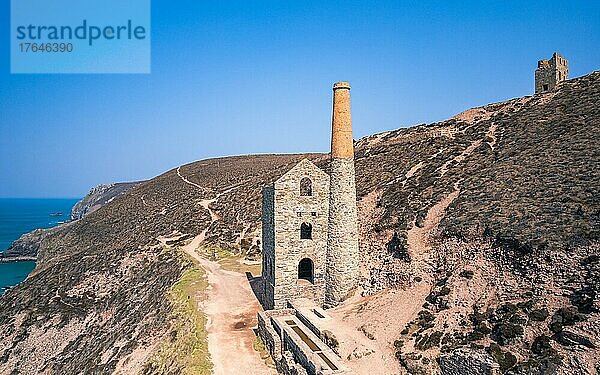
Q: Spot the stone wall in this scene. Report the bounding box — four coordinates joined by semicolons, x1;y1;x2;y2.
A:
262;186;276;309
258;309;295;360
326;157;359;307
257;309;352;375
258;310;310;375
535;52;569;94
263;159;330;309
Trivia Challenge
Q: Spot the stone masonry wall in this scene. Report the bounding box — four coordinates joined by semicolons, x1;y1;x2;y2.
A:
535;52;568;94
326;157;359;307
262;186;276;309
269;159;329;309
257;310;310;375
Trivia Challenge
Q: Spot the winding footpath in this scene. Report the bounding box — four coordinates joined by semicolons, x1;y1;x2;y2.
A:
177;168;274;375
181;237;273;375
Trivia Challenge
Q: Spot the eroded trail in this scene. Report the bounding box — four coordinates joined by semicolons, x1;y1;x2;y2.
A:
327;187;462;374
406;184;460;269
175;168;273;375
182;237;273;375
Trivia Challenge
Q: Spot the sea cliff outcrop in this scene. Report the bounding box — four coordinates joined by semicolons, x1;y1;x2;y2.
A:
0;182;141;263
0;227;62;262
70;182;142;220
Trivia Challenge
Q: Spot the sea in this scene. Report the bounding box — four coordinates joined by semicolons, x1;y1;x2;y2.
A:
0;198;79;295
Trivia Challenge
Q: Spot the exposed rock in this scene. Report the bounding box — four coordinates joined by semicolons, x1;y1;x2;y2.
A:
552;330;596;349
386;232;410;261
70;182;142;220
475;322;491;335
487;343;517;373
438;348;496;375
531;335;556;356
529;308;549;322
415;331;443;351
322;329;339;350
571;255;600;314
549;307;583;333
0;228;53;262
491;322;524;345
459;270;474;279
397;352;428;375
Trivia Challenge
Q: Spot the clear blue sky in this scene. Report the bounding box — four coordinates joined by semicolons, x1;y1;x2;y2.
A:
1;1;598;198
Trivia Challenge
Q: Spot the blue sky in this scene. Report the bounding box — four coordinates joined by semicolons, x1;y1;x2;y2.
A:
0;0;598;198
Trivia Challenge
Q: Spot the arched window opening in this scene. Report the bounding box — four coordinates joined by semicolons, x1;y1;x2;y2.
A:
298;258;314;283
300;177;313;196
300;222;312;240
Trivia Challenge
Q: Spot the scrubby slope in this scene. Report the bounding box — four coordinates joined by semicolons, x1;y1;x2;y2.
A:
0;154;316;374
0;73;598;374
350;72;600;374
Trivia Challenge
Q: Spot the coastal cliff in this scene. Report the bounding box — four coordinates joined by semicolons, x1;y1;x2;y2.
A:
0;228;63;263
70;182;143;220
0;182;141;263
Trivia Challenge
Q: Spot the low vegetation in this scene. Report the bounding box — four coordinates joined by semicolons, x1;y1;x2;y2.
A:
143;256;211;375
1;72;597;373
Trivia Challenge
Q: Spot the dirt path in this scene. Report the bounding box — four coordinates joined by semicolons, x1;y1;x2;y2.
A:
177;166;210;192
174;168;272;374
325;186;462;374
406;185;460;265
182;236;274;375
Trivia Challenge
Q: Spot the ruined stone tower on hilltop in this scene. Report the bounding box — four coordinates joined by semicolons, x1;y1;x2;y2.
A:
535;52;568;94
325;82;359;307
261;82;359;310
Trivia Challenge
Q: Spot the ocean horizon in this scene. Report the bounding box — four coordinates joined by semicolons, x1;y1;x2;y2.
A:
0;198;80;294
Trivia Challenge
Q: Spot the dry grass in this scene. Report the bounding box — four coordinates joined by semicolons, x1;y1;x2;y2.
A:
196;244;262;275
253;336;276;368
143;254;212;375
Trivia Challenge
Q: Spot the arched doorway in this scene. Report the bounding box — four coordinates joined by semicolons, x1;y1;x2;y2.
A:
298;258;314;283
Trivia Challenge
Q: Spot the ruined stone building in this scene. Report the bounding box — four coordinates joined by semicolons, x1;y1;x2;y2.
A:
262;82;359;311
535;52;568;94
261;160;330;310
259;82;359;374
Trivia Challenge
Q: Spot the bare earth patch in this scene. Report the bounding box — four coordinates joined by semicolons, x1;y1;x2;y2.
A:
182;236;275;375
319;188;463;375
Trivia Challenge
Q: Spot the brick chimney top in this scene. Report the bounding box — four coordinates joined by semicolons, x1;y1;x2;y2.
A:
331;81;353;159
333;81;351;90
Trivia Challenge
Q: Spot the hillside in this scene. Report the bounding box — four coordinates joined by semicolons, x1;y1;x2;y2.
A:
70;182;143;221
0;72;599;374
0;182;141;263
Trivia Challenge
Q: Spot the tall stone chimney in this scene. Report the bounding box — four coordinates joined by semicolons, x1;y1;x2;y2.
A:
325;82;359;307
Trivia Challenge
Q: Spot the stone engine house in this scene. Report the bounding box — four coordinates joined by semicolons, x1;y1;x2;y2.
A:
262;81;359;311
535;52;568;94
262;160;330;310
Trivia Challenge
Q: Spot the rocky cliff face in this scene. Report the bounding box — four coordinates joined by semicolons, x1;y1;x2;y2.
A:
70;182;142;221
0;73;598;374
0;227;65;262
